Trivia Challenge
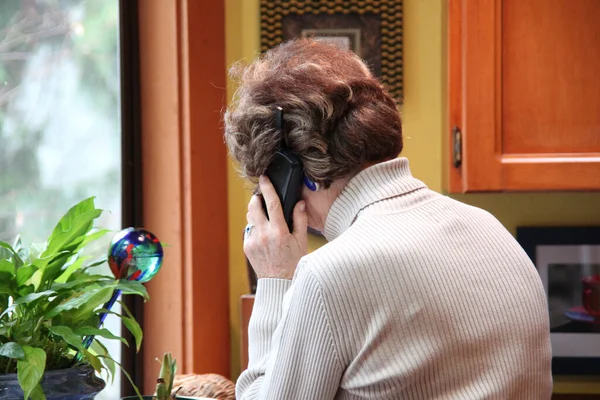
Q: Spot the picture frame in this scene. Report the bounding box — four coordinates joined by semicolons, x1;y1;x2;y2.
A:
301;28;362;54
517;226;600;375
259;0;403;102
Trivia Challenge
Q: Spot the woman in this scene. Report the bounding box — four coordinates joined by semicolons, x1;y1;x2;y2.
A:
225;39;552;399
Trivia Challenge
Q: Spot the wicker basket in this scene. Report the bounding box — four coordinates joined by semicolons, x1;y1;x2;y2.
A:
171;373;235;400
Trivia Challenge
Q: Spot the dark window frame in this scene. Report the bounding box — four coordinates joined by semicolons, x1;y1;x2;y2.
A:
119;0;144;395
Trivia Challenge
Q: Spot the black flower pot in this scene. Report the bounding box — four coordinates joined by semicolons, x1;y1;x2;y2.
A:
0;365;105;400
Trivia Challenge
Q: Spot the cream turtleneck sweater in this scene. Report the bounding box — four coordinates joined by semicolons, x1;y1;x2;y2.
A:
236;157;553;399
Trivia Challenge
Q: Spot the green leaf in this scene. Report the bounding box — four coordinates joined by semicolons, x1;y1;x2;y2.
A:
0;342;25;359
73;229;110;254
54;256;91;284
39;252;73;288
51;283;101;297
122;316;143;352
17;346;46;400
45;286;113;320
71;287;114;323
97;355;143;399
30;252;64;272
118;300;134;319
16;284;34;297
0;304;16;319
89;340;115;383
74;327;127;346
0;317;16;331
95;308;120;317
82;349;103;373
0;293;8;320
12;235;22;253
170;358;177;392
51;274;107;293
0;241;24;271
0;272;15;295
44;198;102;257
12;256;24;272
28;243;46;264
84;258;108;270
0;259;14;274
25;251;72;290
46;325;84;351
29;383;47;400
113;280;149;300
29;268;44;291
117;302;144;350
101;354;116;384
16;265;36;287
16;249;29;269
0;241;17;256
48;197;96;240
13;290;56;306
0;247;11;261
157;352;176;396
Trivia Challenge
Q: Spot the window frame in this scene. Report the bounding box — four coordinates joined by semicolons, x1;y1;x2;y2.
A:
118;0;145;395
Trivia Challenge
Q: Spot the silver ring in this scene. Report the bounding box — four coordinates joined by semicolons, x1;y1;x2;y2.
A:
244;223;254;239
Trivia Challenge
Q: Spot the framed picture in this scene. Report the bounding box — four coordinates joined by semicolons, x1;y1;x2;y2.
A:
517;226;600;375
259;0;403;102
301;28;362;53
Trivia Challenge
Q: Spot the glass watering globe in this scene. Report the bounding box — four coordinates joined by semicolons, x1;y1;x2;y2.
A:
108;227;164;283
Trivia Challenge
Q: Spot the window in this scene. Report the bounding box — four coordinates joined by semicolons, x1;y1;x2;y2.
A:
0;1;124;398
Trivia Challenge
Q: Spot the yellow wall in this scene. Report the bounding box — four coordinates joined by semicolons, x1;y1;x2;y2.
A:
226;0;600;392
225;0;327;378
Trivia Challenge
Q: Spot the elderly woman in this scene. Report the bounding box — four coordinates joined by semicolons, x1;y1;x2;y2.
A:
225;40;552;399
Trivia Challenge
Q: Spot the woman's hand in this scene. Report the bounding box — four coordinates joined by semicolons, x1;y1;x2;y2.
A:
244;175;308;280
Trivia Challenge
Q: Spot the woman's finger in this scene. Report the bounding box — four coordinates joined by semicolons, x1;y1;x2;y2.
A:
247;194;267;226
258;175;286;229
292;200;308;245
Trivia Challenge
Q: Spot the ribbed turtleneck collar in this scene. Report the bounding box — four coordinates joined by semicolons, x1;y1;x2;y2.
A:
323;157;427;241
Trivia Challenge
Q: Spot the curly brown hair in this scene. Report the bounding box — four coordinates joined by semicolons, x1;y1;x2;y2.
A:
224;39;403;188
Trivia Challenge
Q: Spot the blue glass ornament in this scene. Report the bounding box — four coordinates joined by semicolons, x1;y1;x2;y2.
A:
108;227;164;283
76;228;164;362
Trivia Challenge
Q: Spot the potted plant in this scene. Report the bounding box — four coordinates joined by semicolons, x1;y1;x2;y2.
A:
121;352;182;400
121;352;225;400
0;197;148;399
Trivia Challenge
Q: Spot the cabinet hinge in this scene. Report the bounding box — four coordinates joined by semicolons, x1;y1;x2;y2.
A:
452;126;462;168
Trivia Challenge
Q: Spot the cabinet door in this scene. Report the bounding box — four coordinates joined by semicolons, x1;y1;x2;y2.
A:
448;0;600;193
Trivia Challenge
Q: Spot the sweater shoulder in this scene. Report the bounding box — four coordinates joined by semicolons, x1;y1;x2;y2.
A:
298;218;391;287
301;193;524;287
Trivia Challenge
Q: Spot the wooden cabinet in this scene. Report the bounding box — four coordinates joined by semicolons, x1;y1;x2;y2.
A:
448;0;600;193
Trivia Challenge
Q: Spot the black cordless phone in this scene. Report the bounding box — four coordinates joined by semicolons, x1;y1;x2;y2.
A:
261;107;304;232
247;107;303;293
